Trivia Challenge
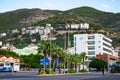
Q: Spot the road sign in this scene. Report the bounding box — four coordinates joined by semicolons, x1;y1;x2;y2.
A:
40;59;49;65
56;58;59;67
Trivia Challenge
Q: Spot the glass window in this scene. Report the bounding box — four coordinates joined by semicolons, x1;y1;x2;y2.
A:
103;48;111;53
74;47;76;52
103;38;111;44
103;43;111;48
88;51;95;55
88;41;95;45
88;46;95;50
88;36;95;39
88;57;95;60
74;37;76;41
74;42;76;46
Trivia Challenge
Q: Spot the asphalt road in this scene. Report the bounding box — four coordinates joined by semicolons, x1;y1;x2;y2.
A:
0;72;120;80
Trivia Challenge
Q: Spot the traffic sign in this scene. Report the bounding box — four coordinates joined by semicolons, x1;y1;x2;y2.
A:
40;59;49;65
56;58;59;67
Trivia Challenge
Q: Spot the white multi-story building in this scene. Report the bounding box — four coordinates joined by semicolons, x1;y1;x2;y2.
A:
70;24;80;29
74;34;112;60
0;41;2;46
80;23;89;29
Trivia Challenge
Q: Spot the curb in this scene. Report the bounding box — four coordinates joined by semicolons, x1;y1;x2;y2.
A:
39;72;90;76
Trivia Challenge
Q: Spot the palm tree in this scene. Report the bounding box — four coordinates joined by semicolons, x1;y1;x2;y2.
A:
80;52;88;70
78;54;82;71
69;54;78;69
38;40;50;58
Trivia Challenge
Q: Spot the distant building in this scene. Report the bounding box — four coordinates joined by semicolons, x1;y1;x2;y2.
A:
23;43;38;50
0;33;6;37
74;34;112;56
66;47;74;54
80;23;89;29
65;23;89;29
1;44;16;50
12;29;19;34
0;41;2;46
40;34;48;40
46;24;51;27
70;24;79;29
0;55;20;72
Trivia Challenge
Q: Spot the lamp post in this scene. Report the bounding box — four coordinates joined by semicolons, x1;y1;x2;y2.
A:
48;24;52;74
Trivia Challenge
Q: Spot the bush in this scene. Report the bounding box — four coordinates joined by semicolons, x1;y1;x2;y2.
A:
80;69;88;72
38;71;46;75
68;69;76;73
45;69;55;74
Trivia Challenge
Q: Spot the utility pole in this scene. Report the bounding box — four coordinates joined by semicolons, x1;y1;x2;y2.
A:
47;24;52;74
63;32;66;74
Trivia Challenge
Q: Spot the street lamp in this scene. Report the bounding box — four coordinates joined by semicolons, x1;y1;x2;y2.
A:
47;24;52;74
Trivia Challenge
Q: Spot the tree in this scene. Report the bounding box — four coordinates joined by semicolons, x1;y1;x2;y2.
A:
80;52;88;70
0;50;19;57
37;40;68;73
89;58;108;71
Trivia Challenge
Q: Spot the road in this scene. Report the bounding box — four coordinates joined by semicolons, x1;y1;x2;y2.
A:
0;72;120;80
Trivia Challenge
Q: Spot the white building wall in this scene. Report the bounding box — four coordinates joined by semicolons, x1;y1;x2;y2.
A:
71;24;79;29
0;41;2;46
74;34;88;54
74;34;112;59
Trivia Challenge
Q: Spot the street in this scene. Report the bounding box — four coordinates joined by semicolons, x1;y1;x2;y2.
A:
0;72;120;80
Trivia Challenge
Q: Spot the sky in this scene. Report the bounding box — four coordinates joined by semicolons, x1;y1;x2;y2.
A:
0;0;120;13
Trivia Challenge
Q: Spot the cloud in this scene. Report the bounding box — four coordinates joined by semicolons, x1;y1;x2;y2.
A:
101;4;110;9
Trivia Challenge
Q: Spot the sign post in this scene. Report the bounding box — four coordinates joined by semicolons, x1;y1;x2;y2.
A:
40;58;49;71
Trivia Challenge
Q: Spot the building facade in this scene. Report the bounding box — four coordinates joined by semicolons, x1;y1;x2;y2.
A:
74;34;113;60
0;55;20;72
74;34;118;70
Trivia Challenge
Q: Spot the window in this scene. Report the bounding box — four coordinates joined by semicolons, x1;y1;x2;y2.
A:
103;48;111;53
103;38;111;44
88;41;95;45
103;43;111;48
101;57;106;61
88;57;95;60
74;42;76;46
74;47;76;52
79;37;83;40
88;46;95;50
74;37;76;41
88;36;95;40
88;51;95;55
98;46;101;48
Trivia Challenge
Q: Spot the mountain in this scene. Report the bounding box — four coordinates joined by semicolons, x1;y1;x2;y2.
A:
64;6;120;34
0;6;120;34
0;8;54;33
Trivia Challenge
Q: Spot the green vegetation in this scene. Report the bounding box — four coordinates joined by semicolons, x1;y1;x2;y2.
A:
0;49;18;57
0;6;120;34
89;58;108;71
0;6;120;47
38;71;46;75
68;69;76;73
79;69;88;72
20;54;43;68
37;40;89;74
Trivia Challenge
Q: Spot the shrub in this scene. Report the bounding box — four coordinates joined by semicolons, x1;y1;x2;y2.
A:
80;69;88;72
38;71;46;75
45;69;55;74
68;69;76;73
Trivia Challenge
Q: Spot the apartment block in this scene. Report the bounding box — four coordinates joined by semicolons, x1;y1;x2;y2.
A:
74;34;117;61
